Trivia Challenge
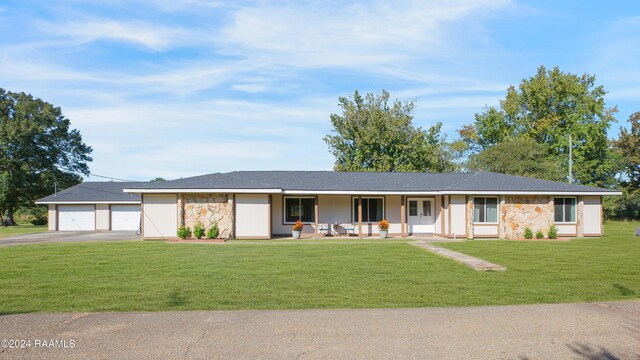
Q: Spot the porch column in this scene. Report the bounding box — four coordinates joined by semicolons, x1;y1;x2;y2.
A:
314;195;319;237
400;195;406;237
358;196;363;238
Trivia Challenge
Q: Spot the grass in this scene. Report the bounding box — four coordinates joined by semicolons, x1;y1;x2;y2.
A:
0;221;638;314
0;224;47;238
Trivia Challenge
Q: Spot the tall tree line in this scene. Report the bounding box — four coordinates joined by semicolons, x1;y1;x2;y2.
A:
325;67;640;219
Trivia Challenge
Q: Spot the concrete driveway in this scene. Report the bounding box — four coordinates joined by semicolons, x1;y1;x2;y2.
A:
0;231;139;246
0;301;639;359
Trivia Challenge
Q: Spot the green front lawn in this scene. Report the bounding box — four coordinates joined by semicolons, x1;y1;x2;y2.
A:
0;221;638;313
0;224;47;238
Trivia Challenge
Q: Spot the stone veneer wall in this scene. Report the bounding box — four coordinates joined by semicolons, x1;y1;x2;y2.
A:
500;195;554;239
180;193;234;239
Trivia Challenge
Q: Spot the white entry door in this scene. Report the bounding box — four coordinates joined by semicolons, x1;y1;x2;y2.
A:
407;198;435;234
111;205;141;231
58;205;95;231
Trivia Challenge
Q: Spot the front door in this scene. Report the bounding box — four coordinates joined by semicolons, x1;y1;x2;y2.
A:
407;198;435;234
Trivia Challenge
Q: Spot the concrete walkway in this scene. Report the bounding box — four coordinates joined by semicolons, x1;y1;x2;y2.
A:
412;241;506;271
1;301;639;359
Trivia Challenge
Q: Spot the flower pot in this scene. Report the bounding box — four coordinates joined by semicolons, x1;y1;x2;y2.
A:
292;230;301;239
379;230;388;239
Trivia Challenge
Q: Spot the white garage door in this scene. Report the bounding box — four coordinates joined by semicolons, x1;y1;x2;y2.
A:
111;205;141;231
58;205;95;231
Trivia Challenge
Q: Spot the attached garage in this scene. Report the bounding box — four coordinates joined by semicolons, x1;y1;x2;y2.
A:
36;181;142;232
111;205;141;231
58;205;96;231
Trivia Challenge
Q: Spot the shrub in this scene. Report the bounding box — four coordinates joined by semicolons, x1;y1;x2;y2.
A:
15;206;47;225
177;226;191;240
523;227;533;239
207;222;219;239
535;230;544;239
193;222;205;239
548;225;558;239
292;220;304;231
31;212;48;225
378;219;390;231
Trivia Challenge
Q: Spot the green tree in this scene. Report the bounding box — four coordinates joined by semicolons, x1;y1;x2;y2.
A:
467;137;564;181
0;89;91;225
613;112;640;190
150;177;167;183
324;90;455;172
459;66;618;187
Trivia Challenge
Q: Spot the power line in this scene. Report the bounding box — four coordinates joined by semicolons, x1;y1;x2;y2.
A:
87;173;139;182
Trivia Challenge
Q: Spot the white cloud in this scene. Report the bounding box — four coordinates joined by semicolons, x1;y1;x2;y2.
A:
40;19;190;51
218;0;512;69
0;0;522;181
69;98;336;180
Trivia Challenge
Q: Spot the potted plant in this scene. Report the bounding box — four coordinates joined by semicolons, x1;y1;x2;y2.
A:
292;220;304;239
378;219;390;239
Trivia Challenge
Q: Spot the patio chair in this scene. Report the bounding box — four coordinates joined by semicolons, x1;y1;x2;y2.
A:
333;223;356;237
317;223;331;237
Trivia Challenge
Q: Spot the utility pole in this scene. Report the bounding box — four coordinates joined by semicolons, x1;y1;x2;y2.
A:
568;131;572;184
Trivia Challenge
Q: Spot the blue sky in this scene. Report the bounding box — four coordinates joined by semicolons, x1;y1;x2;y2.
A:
0;0;639;181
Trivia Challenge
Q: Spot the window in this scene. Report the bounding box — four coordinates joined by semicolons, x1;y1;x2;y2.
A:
284;197;315;223
352;197;384;222
423;200;432;217
409;200;418;216
473;197;498;223
554;197;576;223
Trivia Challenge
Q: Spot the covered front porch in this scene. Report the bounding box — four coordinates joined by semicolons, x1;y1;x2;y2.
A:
267;194;462;238
175;192;469;240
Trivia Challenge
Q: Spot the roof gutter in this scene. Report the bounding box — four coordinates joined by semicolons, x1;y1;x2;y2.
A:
440;191;622;196
35;200;141;205
123;189;622;196
123;188;282;194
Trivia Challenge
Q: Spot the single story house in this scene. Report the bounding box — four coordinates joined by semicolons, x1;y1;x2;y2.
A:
122;171;621;240
36;182;142;231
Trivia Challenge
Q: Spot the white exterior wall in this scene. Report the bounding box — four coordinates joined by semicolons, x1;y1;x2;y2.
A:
556;224;577;236
95;204;110;230
434;196;442;234
235;194;270;238
48;204;57;231
582;196;602;235
143;194;177;238
473;225;499;237
384;195;402;235
450;195;466;238
271;195;310;235
318;195;352;234
443;196;450;235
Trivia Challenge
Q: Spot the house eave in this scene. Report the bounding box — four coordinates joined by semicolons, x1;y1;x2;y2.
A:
35;200;141;205
440;191;622;196
122;189;622;196
123;188;282;194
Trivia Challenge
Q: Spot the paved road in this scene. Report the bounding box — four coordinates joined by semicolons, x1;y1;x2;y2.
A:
0;231;139;246
1;301;639;359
